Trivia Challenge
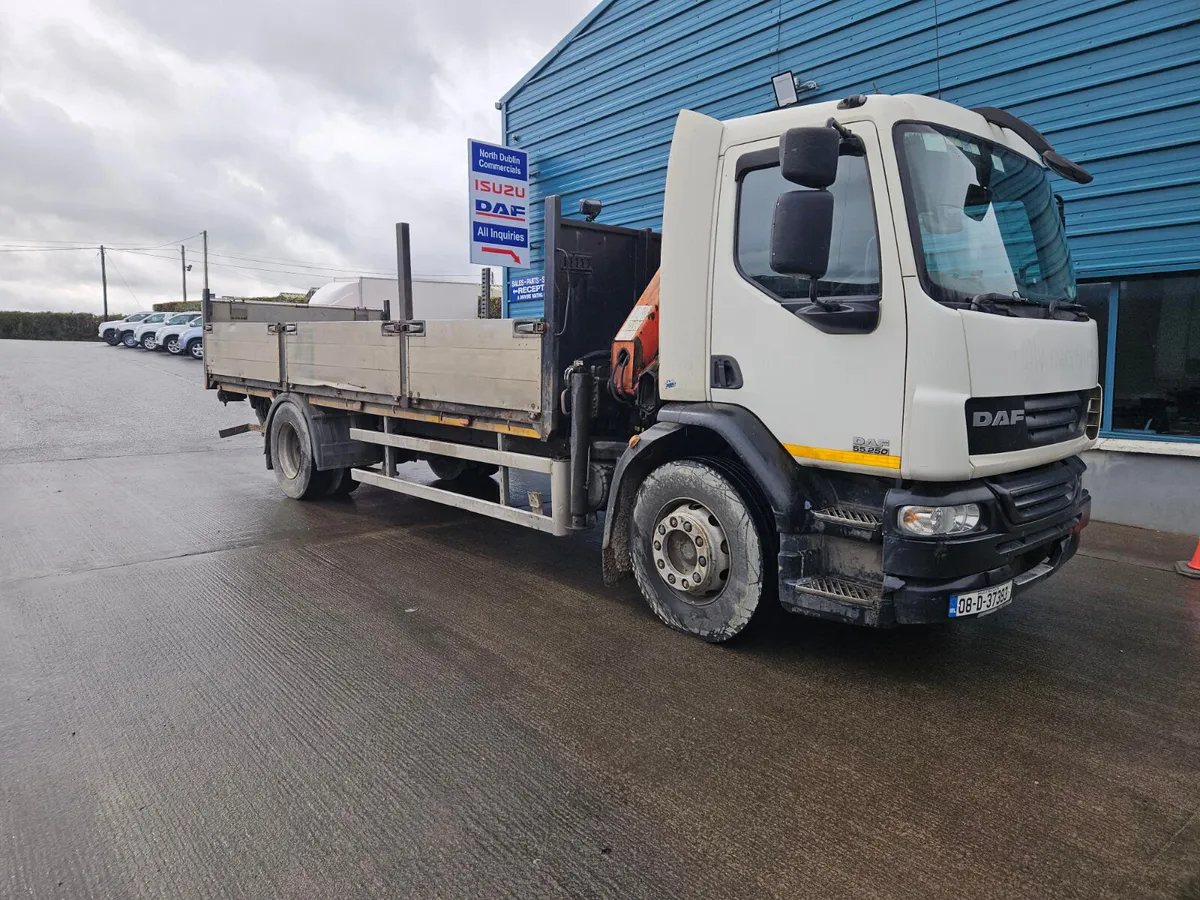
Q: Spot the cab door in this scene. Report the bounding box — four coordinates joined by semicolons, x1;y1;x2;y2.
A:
708;121;907;474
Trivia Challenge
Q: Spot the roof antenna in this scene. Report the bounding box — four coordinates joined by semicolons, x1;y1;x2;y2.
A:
872;81;881;95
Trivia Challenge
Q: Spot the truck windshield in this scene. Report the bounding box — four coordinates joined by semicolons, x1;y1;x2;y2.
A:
895;123;1076;307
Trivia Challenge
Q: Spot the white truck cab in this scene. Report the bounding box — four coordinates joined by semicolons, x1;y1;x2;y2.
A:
203;94;1100;643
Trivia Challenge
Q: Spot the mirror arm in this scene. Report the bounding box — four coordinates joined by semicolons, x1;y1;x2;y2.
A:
826;117;865;155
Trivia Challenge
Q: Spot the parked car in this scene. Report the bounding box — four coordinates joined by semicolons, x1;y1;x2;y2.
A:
135;312;200;351
120;311;173;348
97;312;154;345
179;325;204;359
154;314;204;355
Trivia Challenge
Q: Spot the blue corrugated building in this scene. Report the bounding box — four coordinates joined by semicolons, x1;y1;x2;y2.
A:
498;0;1200;532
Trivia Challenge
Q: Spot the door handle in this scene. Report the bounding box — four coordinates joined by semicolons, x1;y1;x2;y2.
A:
711;355;743;389
513;319;547;336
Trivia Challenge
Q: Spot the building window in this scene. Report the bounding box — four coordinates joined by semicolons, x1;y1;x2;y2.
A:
1077;282;1110;388
736;155;880;305
1110;274;1200;438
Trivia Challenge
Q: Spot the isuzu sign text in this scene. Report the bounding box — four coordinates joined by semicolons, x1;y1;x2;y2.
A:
468;139;530;268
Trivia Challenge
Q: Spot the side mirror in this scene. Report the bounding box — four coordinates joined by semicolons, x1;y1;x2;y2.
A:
771;190;834;278
780;126;840;188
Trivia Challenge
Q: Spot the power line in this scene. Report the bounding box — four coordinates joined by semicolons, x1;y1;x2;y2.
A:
0;231;204;251
0;246;97;252
113;248;387;282
105;254;140;307
187;248;393;275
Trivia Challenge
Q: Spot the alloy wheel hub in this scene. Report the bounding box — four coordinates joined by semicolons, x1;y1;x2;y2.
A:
650;501;731;597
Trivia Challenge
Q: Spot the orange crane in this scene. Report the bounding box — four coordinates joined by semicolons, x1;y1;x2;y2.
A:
609;269;660;400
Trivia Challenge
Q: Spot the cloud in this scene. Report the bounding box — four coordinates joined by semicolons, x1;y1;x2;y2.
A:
0;0;598;313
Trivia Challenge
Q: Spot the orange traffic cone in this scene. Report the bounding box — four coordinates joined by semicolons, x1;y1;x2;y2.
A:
1179;538;1200;579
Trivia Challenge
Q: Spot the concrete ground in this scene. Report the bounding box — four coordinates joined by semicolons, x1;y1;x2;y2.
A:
2;338;1199;900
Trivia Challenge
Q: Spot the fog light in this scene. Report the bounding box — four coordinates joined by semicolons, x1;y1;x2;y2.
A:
898;503;982;537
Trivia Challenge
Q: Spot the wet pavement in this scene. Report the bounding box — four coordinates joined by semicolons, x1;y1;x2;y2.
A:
2;338;1199;900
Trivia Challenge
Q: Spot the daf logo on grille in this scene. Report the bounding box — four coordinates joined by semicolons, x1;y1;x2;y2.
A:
973;409;1026;427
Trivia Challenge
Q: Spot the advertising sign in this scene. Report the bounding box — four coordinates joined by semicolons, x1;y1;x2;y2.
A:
468;139;530;268
508;273;545;309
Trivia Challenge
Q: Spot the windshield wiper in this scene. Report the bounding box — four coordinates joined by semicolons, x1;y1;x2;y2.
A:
964;292;1087;320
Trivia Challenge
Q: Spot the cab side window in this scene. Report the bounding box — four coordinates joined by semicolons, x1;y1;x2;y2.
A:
736;155;881;305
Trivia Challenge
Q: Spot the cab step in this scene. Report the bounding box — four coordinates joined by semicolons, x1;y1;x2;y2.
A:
780;574;885;627
810;506;883;538
790;575;880;606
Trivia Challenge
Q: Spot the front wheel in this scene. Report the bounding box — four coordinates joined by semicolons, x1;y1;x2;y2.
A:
164;336;181;354
630;459;769;642
140;333;156;350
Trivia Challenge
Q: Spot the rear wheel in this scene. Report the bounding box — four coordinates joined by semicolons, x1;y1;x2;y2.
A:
122;331;138;348
630;459;769;642
187;340;203;360
269;402;326;500
426;457;496;482
103;329;119;345
323;467;361;497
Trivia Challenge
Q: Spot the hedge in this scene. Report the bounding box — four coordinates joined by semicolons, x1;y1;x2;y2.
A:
0;311;124;341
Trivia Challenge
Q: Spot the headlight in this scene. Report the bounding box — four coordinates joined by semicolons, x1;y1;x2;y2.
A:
898;503;982;537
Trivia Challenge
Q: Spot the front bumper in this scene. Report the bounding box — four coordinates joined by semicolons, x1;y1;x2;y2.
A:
886;501;1087;624
779;457;1091;627
882;457;1090;624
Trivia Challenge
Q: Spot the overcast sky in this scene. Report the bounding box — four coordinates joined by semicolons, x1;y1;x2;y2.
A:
0;0;599;313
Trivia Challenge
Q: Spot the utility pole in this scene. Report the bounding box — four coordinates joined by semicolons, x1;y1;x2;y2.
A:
100;245;108;318
181;245;187;304
202;230;209;302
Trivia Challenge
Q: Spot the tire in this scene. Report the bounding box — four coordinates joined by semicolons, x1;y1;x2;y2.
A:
324;468;361;497
140;333;156;350
103;329;119;346
427;457;468;481
427;457;497;482
121;331;138;348
164;336;182;354
268;402;326;500
187;340;203;360
630;459;769;642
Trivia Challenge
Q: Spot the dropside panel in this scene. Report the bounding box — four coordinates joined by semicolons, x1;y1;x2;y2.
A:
284;321;403;397
404;320;543;415
205;322;282;385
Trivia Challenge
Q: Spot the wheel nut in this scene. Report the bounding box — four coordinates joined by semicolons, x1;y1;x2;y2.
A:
695;535;704;547
667;574;676;584
692;573;702;583
657;559;665;569
658;524;666;536
683;521;692;532
699;556;707;567
654;541;661;551
669;517;678;527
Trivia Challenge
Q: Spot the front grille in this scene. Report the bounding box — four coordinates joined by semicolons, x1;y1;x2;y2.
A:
966;390;1089;454
986;461;1081;525
1024;392;1084;446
